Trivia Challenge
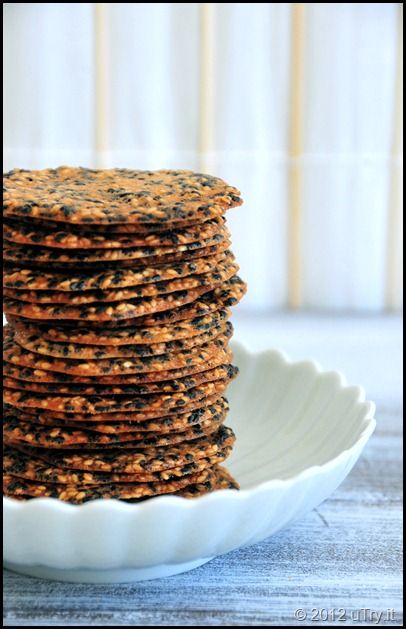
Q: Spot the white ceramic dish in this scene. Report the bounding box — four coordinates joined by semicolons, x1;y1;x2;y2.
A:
3;341;376;583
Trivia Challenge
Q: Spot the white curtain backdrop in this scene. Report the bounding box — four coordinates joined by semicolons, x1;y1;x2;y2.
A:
3;3;403;312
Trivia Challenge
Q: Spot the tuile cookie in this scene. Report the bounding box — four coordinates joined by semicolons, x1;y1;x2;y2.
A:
3;227;228;262
3;251;231;291
3;283;224;321
3;211;228;233
3;216;226;249
3;238;230;267
4;276;247;331
3;445;232;485
3;330;231;377
3;168;242;225
4;426;226;450
12;321;232;360
3;364;238;396
4;398;229;429
2;467;218;503
3;425;236;473
3;355;234;385
3;375;232;414
6;309;230;346
4;241;230;271
2;391;228;422
3;409;225;448
5;399;229;433
4;464;238;501
3;263;238;305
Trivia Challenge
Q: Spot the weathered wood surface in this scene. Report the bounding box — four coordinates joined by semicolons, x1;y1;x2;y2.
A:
3;315;403;626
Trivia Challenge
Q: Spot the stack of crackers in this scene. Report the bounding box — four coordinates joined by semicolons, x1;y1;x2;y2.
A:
3;167;246;504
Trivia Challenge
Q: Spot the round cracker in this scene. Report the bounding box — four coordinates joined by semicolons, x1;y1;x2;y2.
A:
6;399;229;433
4;277;247;331
4;167;242;225
4;464;237;501
3;263;238;305
3;375;231;414
4;241;230;271
3;233;229;265
3;364;238;396
3;213;225;234
6;309;229;346
3;425;236;473
2;467;216;503
3;251;231;291
3;445;232;484
2;355;233;385
3;283;221;321
3;166;242;227
4;331;231;376
3;217;225;249
13;321;231;360
2;392;227;423
3;409;224;448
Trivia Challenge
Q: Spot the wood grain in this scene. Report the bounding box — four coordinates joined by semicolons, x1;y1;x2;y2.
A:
288;3;305;310
198;3;215;174
3;316;403;627
386;3;404;311
94;3;109;168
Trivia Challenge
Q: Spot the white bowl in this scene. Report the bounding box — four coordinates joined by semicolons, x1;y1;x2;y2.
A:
3;341;376;583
